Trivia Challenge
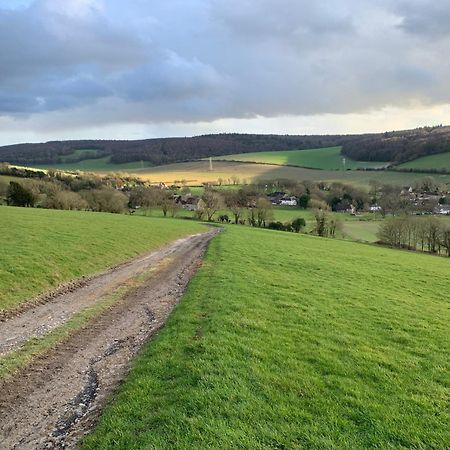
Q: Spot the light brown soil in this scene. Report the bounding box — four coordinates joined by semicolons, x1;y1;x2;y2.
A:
0;228;219;449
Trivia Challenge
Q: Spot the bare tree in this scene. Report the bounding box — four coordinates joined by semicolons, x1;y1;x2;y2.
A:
158;190;175;217
224;191;245;224
440;226;450;257
255;197;273;227
201;190;223;221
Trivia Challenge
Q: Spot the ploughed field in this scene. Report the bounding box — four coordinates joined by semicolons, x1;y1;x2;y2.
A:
0;206;204;313
82;226;450;449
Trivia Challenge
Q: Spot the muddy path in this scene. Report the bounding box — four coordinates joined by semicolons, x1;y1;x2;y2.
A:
0;230;215;355
0;228;219;450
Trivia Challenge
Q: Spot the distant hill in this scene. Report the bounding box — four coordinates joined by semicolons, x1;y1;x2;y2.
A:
0;134;350;167
341;125;450;164
1;126;449;168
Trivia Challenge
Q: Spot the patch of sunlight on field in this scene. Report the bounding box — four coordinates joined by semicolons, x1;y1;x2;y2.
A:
130;160;450;187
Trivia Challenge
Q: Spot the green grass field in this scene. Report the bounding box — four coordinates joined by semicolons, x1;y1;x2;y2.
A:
214;147;386;170
82;227;450;449
35;156;153;172
0;207;204;312
341;220;381;242
398;152;450;171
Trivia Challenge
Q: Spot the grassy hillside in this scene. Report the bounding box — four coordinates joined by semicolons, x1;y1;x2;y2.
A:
132;160;450;187
0;207;205;312
341;220;381;242
398;152;450;171
35;156;153;172
215;147;385;170
82;227;450;449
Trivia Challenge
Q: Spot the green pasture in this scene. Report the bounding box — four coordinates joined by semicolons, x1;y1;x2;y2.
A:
35;156;153;172
398;152;450;171
214;147;386;170
82;226;450;449
0;206;204;312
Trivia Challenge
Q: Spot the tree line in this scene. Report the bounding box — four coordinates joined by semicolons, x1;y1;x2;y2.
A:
378;216;450;257
0;165;146;214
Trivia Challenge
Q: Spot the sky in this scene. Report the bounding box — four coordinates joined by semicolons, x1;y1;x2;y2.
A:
1;0;450;145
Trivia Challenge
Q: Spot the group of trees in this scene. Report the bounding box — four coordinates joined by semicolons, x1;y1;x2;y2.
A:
0;166;145;213
4;178;129;213
342;125;450;164
314;210;342;238
378;216;450;256
194;188;275;227
268;218;306;233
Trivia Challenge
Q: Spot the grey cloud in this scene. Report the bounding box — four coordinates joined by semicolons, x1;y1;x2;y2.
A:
397;2;450;38
0;0;450;130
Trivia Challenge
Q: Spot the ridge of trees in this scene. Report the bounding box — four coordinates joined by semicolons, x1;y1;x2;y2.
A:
0;134;350;166
341;125;450;164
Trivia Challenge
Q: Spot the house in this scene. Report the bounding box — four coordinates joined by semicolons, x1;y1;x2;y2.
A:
436;205;450;215
401;186;414;195
175;193;200;210
280;196;297;207
267;191;286;205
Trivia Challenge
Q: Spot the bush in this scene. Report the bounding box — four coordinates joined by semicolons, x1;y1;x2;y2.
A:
7;182;35;207
291;217;306;233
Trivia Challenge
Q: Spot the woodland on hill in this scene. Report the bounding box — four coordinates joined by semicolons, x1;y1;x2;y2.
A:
1;126;450;167
0;134;347;166
341;125;450;163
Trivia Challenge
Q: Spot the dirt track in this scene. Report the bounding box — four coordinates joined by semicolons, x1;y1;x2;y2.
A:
0;228;219;450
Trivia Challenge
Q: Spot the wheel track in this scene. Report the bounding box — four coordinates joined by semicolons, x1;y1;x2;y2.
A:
0;228;219;449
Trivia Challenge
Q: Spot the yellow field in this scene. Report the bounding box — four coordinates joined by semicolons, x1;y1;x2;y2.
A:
130;160;450;187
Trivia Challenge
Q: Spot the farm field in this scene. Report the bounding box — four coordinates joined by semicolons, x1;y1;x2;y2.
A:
397;151;450;171
0;206;204;313
82;226;450;449
35;156;153;172
215;146;385;170
130;160;450;187
341;220;381;242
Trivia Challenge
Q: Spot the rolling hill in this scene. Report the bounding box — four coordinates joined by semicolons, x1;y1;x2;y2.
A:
0;134;349;167
82;226;450;449
214;146;385;170
397;151;450;171
1;126;450;170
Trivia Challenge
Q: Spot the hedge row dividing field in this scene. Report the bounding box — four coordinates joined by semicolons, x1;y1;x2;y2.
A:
0;206;205;312
82;226;450;449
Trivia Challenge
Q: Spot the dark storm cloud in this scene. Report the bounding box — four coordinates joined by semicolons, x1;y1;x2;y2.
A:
0;0;449;127
397;1;450;38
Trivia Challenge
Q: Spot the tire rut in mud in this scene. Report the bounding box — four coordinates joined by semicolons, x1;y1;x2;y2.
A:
0;228;219;450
